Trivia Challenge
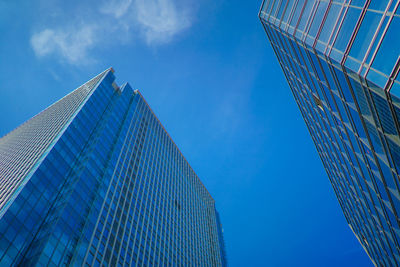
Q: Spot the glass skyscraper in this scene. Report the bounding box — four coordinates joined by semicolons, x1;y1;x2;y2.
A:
0;68;227;266
259;0;400;265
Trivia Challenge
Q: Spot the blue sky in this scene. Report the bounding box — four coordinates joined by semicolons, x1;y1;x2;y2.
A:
0;0;373;266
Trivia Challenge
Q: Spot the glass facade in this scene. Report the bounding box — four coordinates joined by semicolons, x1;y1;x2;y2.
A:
259;0;400;265
0;69;227;266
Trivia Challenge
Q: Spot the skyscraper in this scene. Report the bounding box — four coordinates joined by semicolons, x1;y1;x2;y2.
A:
0;68;227;266
259;0;400;265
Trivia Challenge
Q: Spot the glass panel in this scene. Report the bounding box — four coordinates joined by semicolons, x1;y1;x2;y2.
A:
306;1;329;46
295;0;314;39
331;7;362;62
274;0;287;25
378;156;397;191
350;0;368;8
347;11;382;67
370;91;397;135
369;17;399;77
308;54;323;83
389;99;400;134
269;0;281;17
369;0;391;12
316;3;342;51
262;0;274;15
364;119;386;159
281;0;296;29
392;81;400;101
387;138;400;172
367;68;388;89
288;0;306;35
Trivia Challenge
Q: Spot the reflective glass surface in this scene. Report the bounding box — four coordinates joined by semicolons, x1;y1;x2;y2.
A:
0;69;227;266
260;0;400;265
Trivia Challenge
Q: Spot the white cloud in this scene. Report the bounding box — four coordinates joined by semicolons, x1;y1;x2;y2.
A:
100;0;132;18
31;0;192;64
134;0;191;44
31;25;96;65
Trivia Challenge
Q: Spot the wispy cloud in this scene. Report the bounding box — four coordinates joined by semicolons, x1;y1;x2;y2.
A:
134;0;191;44
31;25;97;65
100;0;132;18
30;0;193;65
